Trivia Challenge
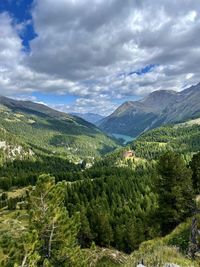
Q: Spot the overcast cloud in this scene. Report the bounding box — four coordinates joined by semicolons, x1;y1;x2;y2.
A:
0;0;200;115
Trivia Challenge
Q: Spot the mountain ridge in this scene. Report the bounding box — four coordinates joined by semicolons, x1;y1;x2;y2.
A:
71;112;104;125
0;95;119;161
99;83;200;137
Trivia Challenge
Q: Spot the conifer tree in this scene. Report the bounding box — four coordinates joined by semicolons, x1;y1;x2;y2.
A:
157;152;195;234
23;174;85;267
6;175;85;267
190;152;200;193
78;208;93;248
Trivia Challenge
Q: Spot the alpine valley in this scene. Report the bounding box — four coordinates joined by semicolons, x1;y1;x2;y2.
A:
1;84;200;267
2;0;200;265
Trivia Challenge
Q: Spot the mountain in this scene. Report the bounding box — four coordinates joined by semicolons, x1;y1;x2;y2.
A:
99;83;200;137
0;96;119;161
71;112;104;125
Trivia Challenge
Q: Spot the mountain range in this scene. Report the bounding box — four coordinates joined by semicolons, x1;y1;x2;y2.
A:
99;83;200;137
0;96;118;161
71;112;104;125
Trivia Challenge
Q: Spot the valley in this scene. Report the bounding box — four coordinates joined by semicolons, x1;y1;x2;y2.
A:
111;133;134;144
0;91;200;266
1;1;200;266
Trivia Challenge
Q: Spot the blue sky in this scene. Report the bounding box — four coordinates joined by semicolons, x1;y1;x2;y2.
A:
32;92;77;105
0;0;199;115
0;0;36;50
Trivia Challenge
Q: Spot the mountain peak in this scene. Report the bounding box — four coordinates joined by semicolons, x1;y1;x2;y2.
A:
141;89;178;111
100;83;200;137
111;101;137;116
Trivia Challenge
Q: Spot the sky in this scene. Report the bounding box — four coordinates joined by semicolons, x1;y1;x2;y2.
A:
0;0;200;115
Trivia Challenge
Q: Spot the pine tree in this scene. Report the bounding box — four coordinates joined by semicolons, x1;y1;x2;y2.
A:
157;152;195;234
22;174;85;267
190;152;200;193
78;208;93;248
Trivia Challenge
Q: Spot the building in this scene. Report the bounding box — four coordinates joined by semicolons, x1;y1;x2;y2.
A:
123;150;135;158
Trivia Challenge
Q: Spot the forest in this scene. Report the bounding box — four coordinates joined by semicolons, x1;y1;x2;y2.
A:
132;123;200;160
1;146;200;266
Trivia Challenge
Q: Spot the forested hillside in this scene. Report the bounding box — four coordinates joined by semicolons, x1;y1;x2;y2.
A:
0;97;119;162
131;119;200;160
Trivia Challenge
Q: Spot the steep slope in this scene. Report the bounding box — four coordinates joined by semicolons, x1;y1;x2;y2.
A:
163;84;200;123
125;220;198;267
0;96;119;161
100;83;200;137
99;101;158;137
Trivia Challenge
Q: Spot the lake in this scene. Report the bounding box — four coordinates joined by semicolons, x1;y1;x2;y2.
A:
112;133;134;144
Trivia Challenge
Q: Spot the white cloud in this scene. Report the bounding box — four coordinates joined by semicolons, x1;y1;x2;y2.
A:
0;0;200;115
50;96;119;116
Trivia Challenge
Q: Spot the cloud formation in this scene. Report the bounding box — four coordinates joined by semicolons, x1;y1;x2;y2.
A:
0;0;200;114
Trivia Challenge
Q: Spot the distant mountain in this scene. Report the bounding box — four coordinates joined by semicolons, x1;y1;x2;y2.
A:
71;112;104;125
99;83;200;137
0;96;119;161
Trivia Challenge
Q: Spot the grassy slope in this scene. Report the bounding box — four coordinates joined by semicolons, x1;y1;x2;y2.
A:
125;218;199;267
0;104;119;161
85;219;197;266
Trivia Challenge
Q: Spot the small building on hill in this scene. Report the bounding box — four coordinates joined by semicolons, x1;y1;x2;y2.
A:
123;150;135;158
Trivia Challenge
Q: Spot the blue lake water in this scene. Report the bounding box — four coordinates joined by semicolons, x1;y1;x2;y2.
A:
112;133;134;144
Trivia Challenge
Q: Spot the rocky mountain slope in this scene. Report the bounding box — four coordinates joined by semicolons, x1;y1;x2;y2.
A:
99;83;200;137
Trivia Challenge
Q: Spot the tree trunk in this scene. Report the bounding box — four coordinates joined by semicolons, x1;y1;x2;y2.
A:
188;217;198;259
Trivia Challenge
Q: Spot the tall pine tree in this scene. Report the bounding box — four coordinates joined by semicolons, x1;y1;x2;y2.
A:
157;152;195;234
190;152;200;193
19;174;85;267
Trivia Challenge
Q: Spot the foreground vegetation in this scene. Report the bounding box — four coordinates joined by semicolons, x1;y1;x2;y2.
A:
1;149;200;266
